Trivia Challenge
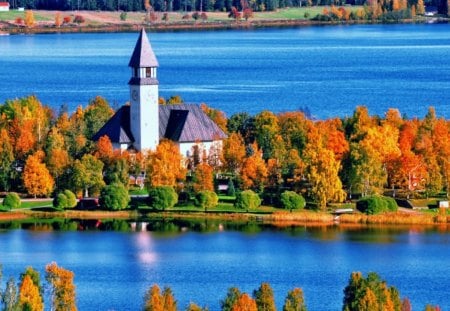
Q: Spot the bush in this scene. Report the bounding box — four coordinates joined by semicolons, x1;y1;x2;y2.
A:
356;195;398;215
63;16;71;23
53;190;77;210
235;190;261;210
195;190;218;211
3;192;21;210
120;12;127;21
99;183;130;210
148;186;178;210
73;15;85;24
227;179;236;197
280;191;305;211
192;11;200;20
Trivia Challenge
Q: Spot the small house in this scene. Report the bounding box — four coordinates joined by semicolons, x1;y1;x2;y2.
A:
0;2;10;11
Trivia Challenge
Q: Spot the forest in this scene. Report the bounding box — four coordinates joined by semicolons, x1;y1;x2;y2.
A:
0;95;449;211
0;263;442;311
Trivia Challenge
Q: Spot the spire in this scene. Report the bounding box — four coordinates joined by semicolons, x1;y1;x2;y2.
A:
128;28;159;68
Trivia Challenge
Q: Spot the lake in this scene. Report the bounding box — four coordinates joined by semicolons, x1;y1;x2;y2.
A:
0;220;449;310
1;24;450;119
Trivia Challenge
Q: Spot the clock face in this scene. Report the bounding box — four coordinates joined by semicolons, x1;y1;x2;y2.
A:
132;90;138;101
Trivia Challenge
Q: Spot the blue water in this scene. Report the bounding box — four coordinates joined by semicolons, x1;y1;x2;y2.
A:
1;24;450;119
0;223;449;310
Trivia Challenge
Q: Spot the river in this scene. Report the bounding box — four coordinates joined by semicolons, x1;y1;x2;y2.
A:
1;24;450;119
0;220;449;310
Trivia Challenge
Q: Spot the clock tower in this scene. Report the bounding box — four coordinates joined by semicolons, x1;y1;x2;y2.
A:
128;28;159;151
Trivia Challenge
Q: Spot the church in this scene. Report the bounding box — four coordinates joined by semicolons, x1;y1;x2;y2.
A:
93;29;227;157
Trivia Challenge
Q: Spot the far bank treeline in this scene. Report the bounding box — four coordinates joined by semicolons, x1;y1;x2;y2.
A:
1;95;450;209
0;264;442;311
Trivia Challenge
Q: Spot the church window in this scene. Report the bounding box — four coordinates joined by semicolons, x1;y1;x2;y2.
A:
146;67;152;78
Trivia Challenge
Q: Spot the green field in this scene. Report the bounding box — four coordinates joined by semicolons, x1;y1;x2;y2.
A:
0;10;53;21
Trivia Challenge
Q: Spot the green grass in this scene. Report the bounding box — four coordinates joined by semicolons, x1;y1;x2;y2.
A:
0;11;52;22
20;200;53;209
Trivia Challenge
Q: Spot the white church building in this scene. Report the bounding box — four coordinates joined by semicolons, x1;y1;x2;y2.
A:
94;29;227;157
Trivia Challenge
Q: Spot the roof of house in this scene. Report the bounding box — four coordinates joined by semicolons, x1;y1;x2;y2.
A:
94;104;227;146
128;28;159;68
92;105;134;144
0;2;10;6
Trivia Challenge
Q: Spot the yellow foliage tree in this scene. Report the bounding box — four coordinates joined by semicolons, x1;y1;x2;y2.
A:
19;274;43;311
143;284;164;311
147;139;187;188
193;162;214;192
55;12;62;27
221;132;246;175
416;0;425;14
240;143;268;192
24;10;35;28
231;293;257;311
23;151;54;197
45;262;77;311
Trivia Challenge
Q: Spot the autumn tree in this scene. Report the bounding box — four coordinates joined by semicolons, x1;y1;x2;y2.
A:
192;162;214;192
45;126;71;188
240;144;268;192
221;287;242;311
222;132;246;175
95;135;114;163
283;288;306;311
45;262;77;311
55;12;62;27
143;284;164;311
162;287;177;311
232;293;257;311
147;139;186;188
71;154;105;197
23;151;54;198
0;128;14;191
3;277;19;311
19;274;43;311
24;10;35;28
200;103;227;133
227;112;255;145
253;282;276;311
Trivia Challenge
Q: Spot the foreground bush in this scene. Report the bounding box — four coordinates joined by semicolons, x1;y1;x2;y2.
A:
235;190;261;210
148;186;178;210
356;196;398;215
280;191;305;211
99;183;130;210
195;190;218;211
53;190;77;210
3;192;21;210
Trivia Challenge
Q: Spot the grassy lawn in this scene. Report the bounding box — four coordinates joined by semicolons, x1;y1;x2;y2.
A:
0;11;53;21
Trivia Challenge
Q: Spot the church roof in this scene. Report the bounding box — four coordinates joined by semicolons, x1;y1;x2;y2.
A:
93;104;227;146
92;105;134;144
128;28;159;68
159;104;227;143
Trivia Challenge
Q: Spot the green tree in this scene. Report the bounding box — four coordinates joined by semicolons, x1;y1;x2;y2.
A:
3;192;21;210
53;193;68;210
280;191;305;211
234;190;261;210
0;129;14;191
83;96;114;139
283;288;306;311
104;157;129;186
195;190;219;211
253;282;276;311
221;287;242;311
71;154;105;197
99;183;130;210
254;110;280;160
148;186;178;210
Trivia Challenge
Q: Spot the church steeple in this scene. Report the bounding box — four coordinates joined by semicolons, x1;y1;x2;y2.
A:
128;28;160;151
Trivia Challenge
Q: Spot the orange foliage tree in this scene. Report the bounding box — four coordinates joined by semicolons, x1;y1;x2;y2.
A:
240;143;268;192
24;10;35;28
231;293;257;311
23;151;54;197
193;162;214;192
221;132;246;175
45;262;77;311
19;274;43;311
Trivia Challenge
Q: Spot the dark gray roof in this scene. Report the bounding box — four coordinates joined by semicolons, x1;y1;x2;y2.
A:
159;104;227;143
94;104;227;146
128;28;159;68
92;105;134;144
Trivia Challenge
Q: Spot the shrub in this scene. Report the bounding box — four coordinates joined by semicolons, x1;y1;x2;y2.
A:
3;192;21;210
120;12;127;21
280;191;305;211
162;12;169;22
148;186;178;210
195;190;219;211
63;16;71;23
99;183;130;210
182;14;190;20
53;193;68;210
235;190;261;210
356;195;398;215
304;12;310;19
73;15;85;24
192;11;200;20
15;17;23;24
227;179;236;197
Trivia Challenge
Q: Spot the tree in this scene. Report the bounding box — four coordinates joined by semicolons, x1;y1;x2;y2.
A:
0;129;14;191
143;284;164;311
54;190;77;209
401;298;412;311
148;186;178;210
253;282;276;311
3;277;19;311
231;293;257;311
254;110;280;160
23;151;54;198
24;10;35;28
222;132;246;175
147;140;187;188
104;156;130;186
240;144;268;192
280;191;305;211
55;12;62;27
193;163;214;192
19;274;43;311
195;190;219;211
162;287;177;311
186;302;208;311
95;135;114;163
99;183;130;210
71;154;105;197
83;96;114;139
200;103;227;133
45;262;77;311
221;287;242;311
243;8;253;20
235;190;261;210
283;288;306;311
3;192;21;210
